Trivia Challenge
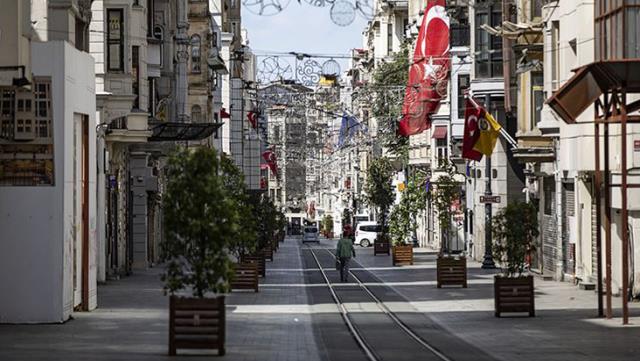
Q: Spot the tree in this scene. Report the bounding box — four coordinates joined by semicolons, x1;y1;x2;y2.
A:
367;43;410;162
220;155;257;260
161;147;236;298
253;194;279;251
492;201;540;277
388;172;428;246
364;157;395;241
432;160;462;253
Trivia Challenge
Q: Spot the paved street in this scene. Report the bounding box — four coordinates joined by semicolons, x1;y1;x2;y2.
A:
1;236;639;361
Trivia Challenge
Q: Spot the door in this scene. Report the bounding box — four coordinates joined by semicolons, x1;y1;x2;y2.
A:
72;114;89;310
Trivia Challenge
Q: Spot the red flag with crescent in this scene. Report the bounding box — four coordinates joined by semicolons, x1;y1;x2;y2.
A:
262;149;278;177
247;111;258;129
462;98;483;161
398;0;450;137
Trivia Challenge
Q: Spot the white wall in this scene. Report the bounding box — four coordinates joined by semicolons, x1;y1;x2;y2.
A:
0;41;97;323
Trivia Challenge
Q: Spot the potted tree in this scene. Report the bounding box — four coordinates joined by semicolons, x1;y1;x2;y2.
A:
388;173;428;266
162;147;236;356
432;160;467;288
322;214;334;239
492;201;539;317
364;157;395;256
220;156;264;292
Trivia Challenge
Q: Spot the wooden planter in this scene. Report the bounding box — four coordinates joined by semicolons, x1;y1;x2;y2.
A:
392;245;413;266
373;241;390;256
263;246;273;262
241;254;266;278
169;295;226;356
436;256;467;288
230;263;259;292
494;275;535;317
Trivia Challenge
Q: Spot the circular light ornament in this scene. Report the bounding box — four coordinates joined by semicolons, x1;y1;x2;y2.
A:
330;1;356;27
242;0;291;16
321;59;341;77
355;0;374;20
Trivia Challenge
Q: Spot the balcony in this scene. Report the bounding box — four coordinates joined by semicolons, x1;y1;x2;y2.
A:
105;110;152;143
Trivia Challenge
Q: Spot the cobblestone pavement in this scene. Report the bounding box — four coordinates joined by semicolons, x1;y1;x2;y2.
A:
1;237;640;361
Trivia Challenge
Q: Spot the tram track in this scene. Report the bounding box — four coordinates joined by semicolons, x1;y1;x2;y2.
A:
305;245;454;361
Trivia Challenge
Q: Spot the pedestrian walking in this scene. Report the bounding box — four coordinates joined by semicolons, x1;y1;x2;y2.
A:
336;231;356;282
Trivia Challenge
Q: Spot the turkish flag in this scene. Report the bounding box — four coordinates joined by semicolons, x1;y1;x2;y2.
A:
462;98;483;161
247;111;258;129
262;149;278;177
398;0;450;137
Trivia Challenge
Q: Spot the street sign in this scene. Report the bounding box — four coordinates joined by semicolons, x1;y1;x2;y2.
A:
480;195;501;203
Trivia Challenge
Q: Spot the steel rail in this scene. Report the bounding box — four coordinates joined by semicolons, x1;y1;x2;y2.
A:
321;248;454;361
307;247;379;361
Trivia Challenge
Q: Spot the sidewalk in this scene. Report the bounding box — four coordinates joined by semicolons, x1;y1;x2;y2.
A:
0;239;322;361
352;245;640;361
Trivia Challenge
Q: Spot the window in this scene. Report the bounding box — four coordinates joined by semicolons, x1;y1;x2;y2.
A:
153;25;164;68
191;35;201;73
107;9;124;71
387;23;393;55
147;0;154;37
436;137;448;165
0;78;54;186
191;105;202;122
531;72;543;129
474;1;502;78
595;1;640;59
530;0;543;19
551;21;560;90
132;46;140;109
457;74;470;118
544;177;555;216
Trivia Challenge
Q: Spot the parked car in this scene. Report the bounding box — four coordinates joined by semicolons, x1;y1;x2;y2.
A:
354;222;382;247
302;226;319;243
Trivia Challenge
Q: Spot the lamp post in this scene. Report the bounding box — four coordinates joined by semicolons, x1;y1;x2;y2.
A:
481;93;496;269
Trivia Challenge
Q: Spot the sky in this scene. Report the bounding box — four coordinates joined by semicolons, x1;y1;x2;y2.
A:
242;2;369;72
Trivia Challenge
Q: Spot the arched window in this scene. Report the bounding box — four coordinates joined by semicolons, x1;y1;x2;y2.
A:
191;35;201;73
191;105;202;122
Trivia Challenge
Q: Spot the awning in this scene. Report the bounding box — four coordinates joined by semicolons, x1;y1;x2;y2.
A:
546;60;640;124
431;125;447;139
148;121;223;141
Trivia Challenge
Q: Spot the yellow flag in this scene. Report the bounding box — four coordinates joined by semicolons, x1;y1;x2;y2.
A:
473;111;501;156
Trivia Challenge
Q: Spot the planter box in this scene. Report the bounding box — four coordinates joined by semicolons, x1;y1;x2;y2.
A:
494;275;535;317
263;246;273;262
437;256;467;288
241;254;266;278
392;245;413;266
169;295;225;356
230;263;259;292
373;241;390;256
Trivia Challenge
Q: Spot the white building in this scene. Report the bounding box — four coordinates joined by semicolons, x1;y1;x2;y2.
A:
0;0;97;323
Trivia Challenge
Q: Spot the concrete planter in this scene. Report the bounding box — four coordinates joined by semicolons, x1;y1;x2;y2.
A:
169;295;226;356
436;256;467;288
494;275;535;317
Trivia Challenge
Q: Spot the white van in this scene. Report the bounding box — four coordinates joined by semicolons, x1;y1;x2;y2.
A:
302;226;319;243
354;222;382;247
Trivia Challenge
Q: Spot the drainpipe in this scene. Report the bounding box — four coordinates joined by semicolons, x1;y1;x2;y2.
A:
175;0;189;121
